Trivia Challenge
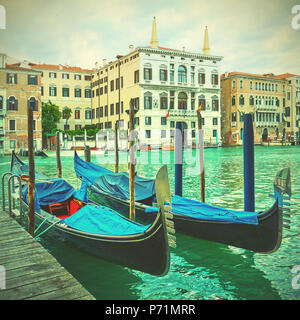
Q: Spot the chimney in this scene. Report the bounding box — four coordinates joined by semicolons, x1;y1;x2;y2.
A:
182;46;185;52
129;44;134;53
224;72;228;78
102;59;107;67
0;53;7;68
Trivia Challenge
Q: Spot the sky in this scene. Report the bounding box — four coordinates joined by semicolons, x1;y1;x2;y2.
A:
0;0;299;75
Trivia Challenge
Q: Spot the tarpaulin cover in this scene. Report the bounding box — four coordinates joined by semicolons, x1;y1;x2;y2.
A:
11;152;49;180
22;178;75;209
92;172;155;201
171;195;259;225
62;204;151;235
74;152;111;185
75;152;156;201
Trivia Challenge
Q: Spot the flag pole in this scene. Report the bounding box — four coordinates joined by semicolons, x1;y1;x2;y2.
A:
197;105;205;202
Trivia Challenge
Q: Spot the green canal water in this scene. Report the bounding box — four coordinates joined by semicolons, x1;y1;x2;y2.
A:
0;146;299;300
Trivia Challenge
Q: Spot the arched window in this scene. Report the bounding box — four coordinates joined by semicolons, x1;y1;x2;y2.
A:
211;70;219;85
198;68;205;84
178;66;187;84
178;92;187;109
239;94;245;106
232;95;236;106
28;97;38;111
249;95;254;106
85;108;92;120
7;96;18;111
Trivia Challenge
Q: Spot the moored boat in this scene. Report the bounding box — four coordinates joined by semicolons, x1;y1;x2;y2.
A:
7;152;175;276
73;151;291;253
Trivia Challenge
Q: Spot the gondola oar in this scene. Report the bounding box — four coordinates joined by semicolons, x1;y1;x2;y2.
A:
197;104;205;202
21;175;54;184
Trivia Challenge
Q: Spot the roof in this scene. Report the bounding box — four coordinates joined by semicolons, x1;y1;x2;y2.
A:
5;63;41;73
221;72;286;81
28;63;93;73
274;73;297;80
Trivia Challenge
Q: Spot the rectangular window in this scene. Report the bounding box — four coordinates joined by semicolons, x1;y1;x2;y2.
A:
134;70;139;83
161;117;167;125
250;81;252;90
145;130;151;139
213;118;218;125
75;74;81;80
211;74;218;85
170;121;175;128
28;75;38;85
170;70;174;82
213;129;217;138
85;75;91;81
100;107;103;118
49;72;56;78
198;73;205;85
75;88;81;97
110;104;114;115
116;78;120;90
62;87;69;97
85;89;91;98
212;99;219;111
110;80;114;91
161;130;166;138
41;86;44;96
104;85;107;94
7;73;17;84
62;73;69;79
144;68;152;80
160;97;168;109
9;120;16;131
49;86;57;96
75;110;80;119
96;107;100;118
85;109;91;119
121;76;123;88
105;105;108;116
75;124;82;130
116;103;120;115
145;117;151;125
160;69;167;81
144;96;152;109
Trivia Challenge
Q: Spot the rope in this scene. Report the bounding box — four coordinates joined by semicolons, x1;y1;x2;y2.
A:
34;220;60;239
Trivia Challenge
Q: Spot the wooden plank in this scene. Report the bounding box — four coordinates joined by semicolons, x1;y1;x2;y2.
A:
0;210;95;300
5;261;64;280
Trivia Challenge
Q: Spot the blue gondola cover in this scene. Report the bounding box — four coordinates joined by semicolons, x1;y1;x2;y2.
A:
22;178;75;209
62;204;150;235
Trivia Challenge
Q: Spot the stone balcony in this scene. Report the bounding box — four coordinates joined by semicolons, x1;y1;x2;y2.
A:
256;104;278;112
256;120;279;127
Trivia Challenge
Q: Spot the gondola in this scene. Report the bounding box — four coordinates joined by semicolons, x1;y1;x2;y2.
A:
73;151;291;254
8;151;175;277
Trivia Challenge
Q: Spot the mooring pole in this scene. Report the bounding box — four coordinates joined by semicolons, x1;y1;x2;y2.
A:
243;113;255;212
56;131;62;178
84;145;91;162
175;121;183;196
115;121;119;173
129;99;135;220
27;101;35;236
197;107;205;202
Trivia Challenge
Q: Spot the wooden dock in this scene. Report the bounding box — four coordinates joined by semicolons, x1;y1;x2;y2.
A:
0;210;95;300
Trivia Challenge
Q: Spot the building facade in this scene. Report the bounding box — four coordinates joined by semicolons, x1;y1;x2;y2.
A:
274;73;300;141
0;53;42;154
29;63;93;133
91;19;223;148
221;72;288;145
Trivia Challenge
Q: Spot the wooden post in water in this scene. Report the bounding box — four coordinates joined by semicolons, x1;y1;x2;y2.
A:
84;145;91;162
128;99;135;221
27;101;35;236
197;105;205;202
56;131;62;178
115;121;119;173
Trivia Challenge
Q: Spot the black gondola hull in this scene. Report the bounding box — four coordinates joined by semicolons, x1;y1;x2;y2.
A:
89;190;281;253
28;203;170;277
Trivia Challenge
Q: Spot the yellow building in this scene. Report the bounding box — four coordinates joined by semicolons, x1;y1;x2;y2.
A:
0;53;42;154
29;63;93;132
221;72;287;145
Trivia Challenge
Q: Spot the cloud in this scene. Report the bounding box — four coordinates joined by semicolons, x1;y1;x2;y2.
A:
0;0;299;74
